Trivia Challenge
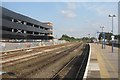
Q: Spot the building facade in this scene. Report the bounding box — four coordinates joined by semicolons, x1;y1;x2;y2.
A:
0;7;53;41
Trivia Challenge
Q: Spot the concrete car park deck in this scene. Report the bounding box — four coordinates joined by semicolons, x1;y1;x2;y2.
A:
84;43;119;79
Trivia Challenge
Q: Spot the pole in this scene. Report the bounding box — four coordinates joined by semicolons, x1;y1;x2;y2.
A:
112;39;114;53
102;29;103;49
97;32;99;44
112;17;113;33
109;15;116;53
100;26;104;49
103;32;105;49
111;16;114;53
88;34;90;42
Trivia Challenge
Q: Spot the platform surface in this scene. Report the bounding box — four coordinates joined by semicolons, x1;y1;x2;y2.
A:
86;43;119;79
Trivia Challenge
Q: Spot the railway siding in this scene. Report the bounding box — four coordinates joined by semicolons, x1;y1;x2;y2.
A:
3;43;81;76
2;42;91;79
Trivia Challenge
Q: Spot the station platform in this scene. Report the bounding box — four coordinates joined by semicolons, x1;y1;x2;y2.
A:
84;43;119;79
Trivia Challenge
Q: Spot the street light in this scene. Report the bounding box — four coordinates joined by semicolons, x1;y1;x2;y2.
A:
96;31;99;44
88;34;90;38
108;14;116;53
100;26;104;49
100;26;104;33
108;15;116;33
88;34;90;42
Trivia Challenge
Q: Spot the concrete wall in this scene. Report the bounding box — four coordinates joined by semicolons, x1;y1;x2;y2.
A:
0;40;66;52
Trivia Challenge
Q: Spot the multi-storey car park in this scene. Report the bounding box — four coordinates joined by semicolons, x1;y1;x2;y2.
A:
0;7;53;41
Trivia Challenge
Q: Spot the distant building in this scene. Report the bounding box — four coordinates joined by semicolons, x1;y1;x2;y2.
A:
0;7;53;41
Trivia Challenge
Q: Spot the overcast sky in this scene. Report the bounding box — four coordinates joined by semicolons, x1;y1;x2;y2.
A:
2;2;118;38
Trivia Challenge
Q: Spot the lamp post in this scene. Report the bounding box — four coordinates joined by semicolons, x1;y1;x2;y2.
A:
108;14;116;53
96;31;99;44
88;34;90;42
100;26;104;49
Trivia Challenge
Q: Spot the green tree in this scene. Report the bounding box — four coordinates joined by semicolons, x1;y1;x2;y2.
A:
59;34;80;42
98;32;113;41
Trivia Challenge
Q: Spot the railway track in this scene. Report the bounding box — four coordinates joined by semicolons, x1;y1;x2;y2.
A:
1;43;71;59
2;42;83;78
17;42;80;77
51;44;90;80
2;44;75;70
1;43;74;66
19;43;81;78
